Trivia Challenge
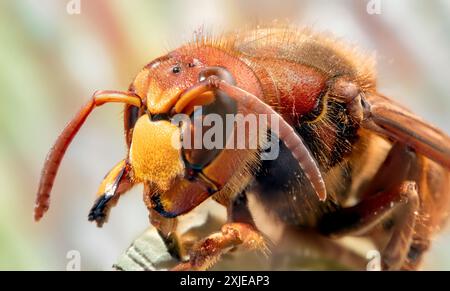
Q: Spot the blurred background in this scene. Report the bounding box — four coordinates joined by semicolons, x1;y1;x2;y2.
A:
0;0;449;270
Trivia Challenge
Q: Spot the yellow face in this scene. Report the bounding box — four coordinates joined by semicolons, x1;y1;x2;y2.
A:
129;54;209;191
126;53;216;217
129;117;183;191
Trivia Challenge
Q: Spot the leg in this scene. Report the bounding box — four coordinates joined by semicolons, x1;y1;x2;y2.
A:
35;90;141;220
88;159;134;227
318;143;420;270
171;191;267;271
382;183;419;270
171;222;267;271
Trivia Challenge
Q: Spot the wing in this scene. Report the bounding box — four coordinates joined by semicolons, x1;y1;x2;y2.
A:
364;93;450;169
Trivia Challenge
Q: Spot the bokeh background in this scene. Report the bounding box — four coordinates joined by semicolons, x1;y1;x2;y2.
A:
1;0;449;270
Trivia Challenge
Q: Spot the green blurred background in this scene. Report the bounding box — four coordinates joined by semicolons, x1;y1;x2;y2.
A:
0;0;449;270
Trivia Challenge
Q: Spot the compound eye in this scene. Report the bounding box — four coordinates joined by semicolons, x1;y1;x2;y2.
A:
181;110;217;170
180;90;237;170
176;66;238;170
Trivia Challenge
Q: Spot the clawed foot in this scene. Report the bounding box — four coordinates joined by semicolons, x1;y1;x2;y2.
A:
171;223;268;271
88;194;113;227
